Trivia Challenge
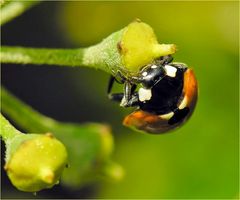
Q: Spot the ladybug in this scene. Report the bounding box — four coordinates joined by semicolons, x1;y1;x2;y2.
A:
107;56;198;134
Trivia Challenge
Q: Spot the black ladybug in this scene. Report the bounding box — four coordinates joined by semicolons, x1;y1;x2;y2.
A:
108;56;198;134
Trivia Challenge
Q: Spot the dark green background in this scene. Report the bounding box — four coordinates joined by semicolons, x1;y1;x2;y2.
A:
1;1;238;199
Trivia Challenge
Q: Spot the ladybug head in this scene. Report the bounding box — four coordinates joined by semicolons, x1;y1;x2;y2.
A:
139;64;165;88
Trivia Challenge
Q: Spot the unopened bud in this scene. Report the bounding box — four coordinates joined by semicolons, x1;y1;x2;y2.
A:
5;133;68;192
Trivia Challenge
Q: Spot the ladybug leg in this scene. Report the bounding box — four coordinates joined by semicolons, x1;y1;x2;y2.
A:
124;93;139;107
107;75;125;102
108;93;124;102
131;84;137;93
115;71;126;84
107;73;126;95
107;75;116;95
124;82;132;103
159;55;173;65
108;92;139;107
125;84;138;107
107;75;139;107
120;82;138;107
109;91;139;107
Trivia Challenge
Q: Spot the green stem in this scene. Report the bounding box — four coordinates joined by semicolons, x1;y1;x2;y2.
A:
1;46;86;67
0;114;21;142
0;28;124;74
0;1;40;26
0;44;118;74
1;87;58;133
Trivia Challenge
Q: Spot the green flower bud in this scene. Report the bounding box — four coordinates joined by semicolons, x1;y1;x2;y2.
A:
120;20;176;73
101;161;125;182
83;20;176;77
55;123;115;187
97;124;114;160
4;133;68;192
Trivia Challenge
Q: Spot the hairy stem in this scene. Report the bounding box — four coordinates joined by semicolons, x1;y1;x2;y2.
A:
1;46;86;67
0;114;21;142
0;1;40;26
0;43;117;74
1;87;58;133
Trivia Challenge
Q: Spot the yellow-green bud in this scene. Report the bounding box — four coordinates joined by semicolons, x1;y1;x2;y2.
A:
101;161;125;182
83;20;176;77
120;20;176;74
97;124;114;160
4;133;68;192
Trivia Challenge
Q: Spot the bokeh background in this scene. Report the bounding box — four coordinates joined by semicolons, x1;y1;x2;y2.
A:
1;1;238;199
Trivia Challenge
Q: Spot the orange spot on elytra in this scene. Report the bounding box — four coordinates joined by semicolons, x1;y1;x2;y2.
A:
123;110;159;127
145;115;159;123
183;69;198;106
133;111;145;119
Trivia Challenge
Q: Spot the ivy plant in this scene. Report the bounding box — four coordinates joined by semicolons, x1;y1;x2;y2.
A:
0;0;176;193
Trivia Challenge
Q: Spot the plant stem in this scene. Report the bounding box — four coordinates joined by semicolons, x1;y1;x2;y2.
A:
0;1;40;26
0;114;21;142
1;46;86;67
1;19;124;75
0;44;117;74
1;87;58;133
0;28;124;74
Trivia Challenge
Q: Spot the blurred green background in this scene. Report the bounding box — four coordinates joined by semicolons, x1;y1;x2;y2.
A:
1;1;238;199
